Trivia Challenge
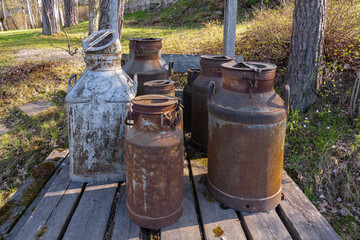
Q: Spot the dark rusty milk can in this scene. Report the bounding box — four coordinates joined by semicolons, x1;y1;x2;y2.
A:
65;30;137;183
144;80;175;96
207;61;290;212
125;95;183;229
123;38;173;96
183;68;200;131
143;80;183;131
191;55;234;151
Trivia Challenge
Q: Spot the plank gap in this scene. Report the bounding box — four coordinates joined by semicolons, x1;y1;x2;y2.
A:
236;211;252;240
185;154;206;240
103;182;123;240
140;228;160;240
57;182;87;240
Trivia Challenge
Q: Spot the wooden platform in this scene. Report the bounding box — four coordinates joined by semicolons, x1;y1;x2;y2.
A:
2;140;340;240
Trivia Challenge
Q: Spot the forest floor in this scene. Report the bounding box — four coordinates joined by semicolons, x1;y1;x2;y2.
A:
1;1;360;239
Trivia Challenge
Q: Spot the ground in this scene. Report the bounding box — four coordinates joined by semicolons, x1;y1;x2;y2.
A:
1;0;360;239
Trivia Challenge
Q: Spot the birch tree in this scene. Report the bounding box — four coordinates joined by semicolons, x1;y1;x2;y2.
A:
0;0;8;31
99;0;125;38
25;0;36;28
4;0;18;29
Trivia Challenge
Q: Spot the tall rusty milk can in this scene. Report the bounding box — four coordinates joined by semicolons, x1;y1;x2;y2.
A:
66;30;137;182
207;62;290;212
191;56;234;151
183;68;200;131
123;38;173;96
125;95;183;229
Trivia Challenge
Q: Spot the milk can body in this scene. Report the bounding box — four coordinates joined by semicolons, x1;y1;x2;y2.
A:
123;38;173;96
207;62;290;212
183;68;200;131
191;56;234;151
125;95;183;229
65;30;137;182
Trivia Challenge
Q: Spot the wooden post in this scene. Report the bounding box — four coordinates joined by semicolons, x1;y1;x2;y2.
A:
222;0;238;58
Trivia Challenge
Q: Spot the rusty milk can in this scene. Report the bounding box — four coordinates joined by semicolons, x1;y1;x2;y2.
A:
123;38;173;96
183;68;200;131
144;80;175;96
191;56;234;151
125;95;183;229
207;61;290;212
66;30;137;182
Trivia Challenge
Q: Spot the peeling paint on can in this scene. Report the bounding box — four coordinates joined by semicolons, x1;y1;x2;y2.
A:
125;95;183;229
66;30;137;183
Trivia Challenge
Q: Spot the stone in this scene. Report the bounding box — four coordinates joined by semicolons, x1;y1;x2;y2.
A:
0;123;10;135
18;100;54;117
340;208;350;216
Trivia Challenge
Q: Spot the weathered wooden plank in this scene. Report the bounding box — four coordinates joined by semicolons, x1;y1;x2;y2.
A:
6;160;67;240
0;149;69;237
240;210;292;240
111;183;140;240
62;181;118;240
190;158;246;240
277;171;341;240
161;160;202;240
14;162;82;240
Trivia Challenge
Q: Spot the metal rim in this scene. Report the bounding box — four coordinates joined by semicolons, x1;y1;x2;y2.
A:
132;95;178;113
144;80;175;87
222;61;277;72
200;55;234;61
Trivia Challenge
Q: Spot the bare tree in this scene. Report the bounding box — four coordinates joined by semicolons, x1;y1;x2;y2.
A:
99;0;125;38
4;0;18;29
64;0;78;27
58;0;64;26
89;0;100;34
25;0;36;28
42;0;60;35
0;0;8;31
285;0;326;111
35;0;42;25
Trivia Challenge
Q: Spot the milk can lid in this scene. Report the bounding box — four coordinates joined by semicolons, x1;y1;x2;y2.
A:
144;80;175;87
83;29;119;52
132;95;178;114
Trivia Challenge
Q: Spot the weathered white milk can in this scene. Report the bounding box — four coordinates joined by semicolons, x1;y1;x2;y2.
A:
66;30;137;182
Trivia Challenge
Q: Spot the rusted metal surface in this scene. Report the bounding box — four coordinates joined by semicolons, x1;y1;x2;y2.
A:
207;61;290;212
65;30;137;183
144;80;175;96
143;80;184;132
125;95;183;229
191;56;234;151
123;38;173;96
183;68;200;131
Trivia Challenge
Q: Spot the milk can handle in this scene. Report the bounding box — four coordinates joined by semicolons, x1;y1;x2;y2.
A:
168;61;174;77
67;74;77;92
125;106;138;125
208;81;216;101
283;85;290;115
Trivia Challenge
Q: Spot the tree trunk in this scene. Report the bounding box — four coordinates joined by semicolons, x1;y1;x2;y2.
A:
4;0;18;29
285;0;326;111
35;0;42;24
25;0;36;28
89;0;100;34
0;0;8;30
64;0;78;27
117;0;125;38
58;0;64;26
42;0;60;35
99;0;118;30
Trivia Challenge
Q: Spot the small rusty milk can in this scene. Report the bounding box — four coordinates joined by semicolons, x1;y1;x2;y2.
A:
125;95;183;229
207;62;290;212
183;68;200;131
191;56;234;151
123;38;173;96
65;30;137;182
144;80;175;96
